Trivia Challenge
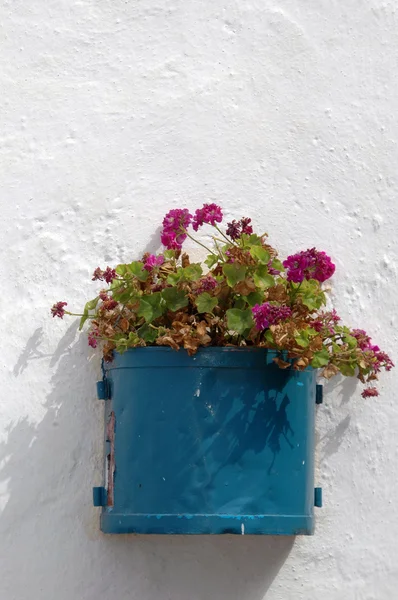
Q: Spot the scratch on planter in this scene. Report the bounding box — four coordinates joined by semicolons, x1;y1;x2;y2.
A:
106;411;115;507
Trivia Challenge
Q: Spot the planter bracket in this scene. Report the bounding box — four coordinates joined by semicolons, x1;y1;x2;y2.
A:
314;487;323;508
93;486;107;507
97;380;109;400
316;384;323;405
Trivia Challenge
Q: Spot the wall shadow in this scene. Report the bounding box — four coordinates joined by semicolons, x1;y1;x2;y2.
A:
0;327;295;600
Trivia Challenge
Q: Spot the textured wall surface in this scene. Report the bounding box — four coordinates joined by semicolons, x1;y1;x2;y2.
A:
1;1;398;599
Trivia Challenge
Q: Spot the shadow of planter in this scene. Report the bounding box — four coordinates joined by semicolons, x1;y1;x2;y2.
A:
0;328;296;600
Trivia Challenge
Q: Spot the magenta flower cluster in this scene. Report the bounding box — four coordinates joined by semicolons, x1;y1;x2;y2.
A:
192;203;223;232
160;209;192;250
88;328;99;348
160;204;224;249
311;309;341;335
92;266;117;284
283;248;335;283
195;275;218;295
361;387;379;398
252;302;292;331
51;301;67;319
351;329;394;372
226;218;253;240
143;254;165;272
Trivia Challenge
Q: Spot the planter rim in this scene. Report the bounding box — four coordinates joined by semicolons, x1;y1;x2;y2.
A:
104;346;314;372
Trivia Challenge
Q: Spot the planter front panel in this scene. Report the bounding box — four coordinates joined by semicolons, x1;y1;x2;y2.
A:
99;347;316;535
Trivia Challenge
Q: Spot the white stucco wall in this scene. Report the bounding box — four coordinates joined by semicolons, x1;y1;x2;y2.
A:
1;1;398;598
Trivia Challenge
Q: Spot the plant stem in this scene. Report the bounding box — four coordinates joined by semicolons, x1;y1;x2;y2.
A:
214;224;233;244
290;282;302;304
184;230;217;256
66;311;96;318
213;238;225;261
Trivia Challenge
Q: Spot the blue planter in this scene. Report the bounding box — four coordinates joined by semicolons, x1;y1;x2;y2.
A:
94;347;321;535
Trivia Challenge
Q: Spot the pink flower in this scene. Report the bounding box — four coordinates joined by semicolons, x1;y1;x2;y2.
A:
311;320;323;332
92;267;103;281
267;260;280;276
252;302;292;331
371;349;394;372
351;329;371;350
226;217;253;240
310;310;341;334
195;275;218;295
351;329;394;372
92;267;117;284
225;250;235;263
361;387;379;398
102;299;118;310
103;267;116;284
192;203;223;231
51;301;67;318
88;329;99;348
161;208;192;249
143;254;165;272
283;248;335;283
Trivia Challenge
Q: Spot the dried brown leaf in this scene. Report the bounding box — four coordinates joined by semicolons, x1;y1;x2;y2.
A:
119;318;130;332
235;278;257;296
321;364;339;379
196;320;208;337
181;253;190;268
273;357;291;369
156;335;180;351
267;284;289;303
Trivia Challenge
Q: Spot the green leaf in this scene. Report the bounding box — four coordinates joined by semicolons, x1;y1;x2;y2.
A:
295;330;310;348
79;310;89;330
205;254;219;269
226;308;254;335
264;330;274;343
79;297;99;330
311;348;331;368
250;246;270;264
167;265;203;285
295;327;317;348
196;292;218;314
127;332;141;347
298;279;326;311
115;332;141;354
270;258;284;272
115;264;128;276
87;297;99;310
253;265;275;289
166;269;184;285
245;292;264;307
241;233;262;247
127;261;148;282
233;296;246;310
338;362;356;377
183;264;203;281
222;263;247;287
161;287;189;311
137;324;158;343
137;292;165;322
343;334;358;350
301;293;323;311
112;285;139;304
164;249;176;260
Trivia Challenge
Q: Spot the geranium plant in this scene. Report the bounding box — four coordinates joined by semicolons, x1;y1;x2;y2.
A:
52;204;393;398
